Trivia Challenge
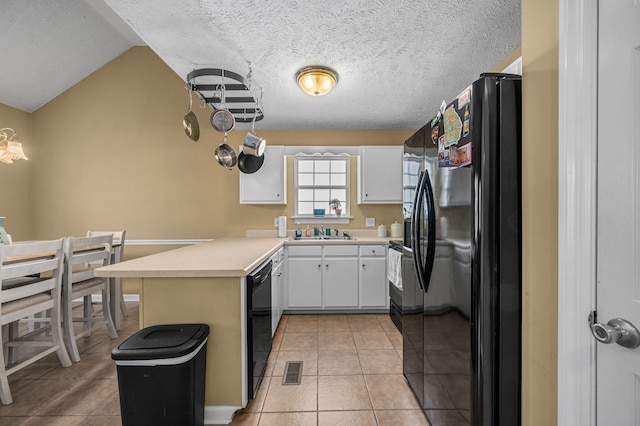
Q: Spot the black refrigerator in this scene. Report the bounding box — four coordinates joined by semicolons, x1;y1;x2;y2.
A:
402;73;521;426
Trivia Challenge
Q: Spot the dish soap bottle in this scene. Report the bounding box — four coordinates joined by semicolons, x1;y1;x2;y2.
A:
295;227;302;238
305;225;311;238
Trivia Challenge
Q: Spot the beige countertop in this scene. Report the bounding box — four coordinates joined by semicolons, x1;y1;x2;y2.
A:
95;237;284;278
95;235;396;279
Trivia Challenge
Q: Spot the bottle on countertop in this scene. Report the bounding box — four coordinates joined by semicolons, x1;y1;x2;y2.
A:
314;226;319;236
305;225;311;238
295;227;302;238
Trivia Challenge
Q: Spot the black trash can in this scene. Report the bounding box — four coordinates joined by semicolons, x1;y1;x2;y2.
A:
111;323;209;426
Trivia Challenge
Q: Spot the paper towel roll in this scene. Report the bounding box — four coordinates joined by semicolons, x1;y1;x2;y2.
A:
278;216;287;237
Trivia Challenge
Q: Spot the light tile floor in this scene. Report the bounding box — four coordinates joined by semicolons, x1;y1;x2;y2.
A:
0;306;432;425
230;313;432;426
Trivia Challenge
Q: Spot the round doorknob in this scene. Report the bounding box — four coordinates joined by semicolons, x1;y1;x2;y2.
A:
591;318;640;349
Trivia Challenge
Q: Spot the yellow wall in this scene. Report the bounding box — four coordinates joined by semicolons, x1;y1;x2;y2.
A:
26;47;408;241
0;104;34;241
521;0;558;425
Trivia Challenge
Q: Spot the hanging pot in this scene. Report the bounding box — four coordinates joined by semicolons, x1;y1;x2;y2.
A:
182;88;199;141
238;151;264;174
215;133;237;170
210;83;235;132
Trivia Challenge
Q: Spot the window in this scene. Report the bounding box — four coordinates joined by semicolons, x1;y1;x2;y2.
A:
294;155;349;220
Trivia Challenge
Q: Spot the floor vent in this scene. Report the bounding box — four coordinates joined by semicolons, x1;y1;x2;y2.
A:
282;361;303;385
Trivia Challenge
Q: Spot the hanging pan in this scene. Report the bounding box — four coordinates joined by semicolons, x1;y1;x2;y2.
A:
182;87;200;141
238;150;264;174
238;108;265;174
215;133;237;170
210;80;236;133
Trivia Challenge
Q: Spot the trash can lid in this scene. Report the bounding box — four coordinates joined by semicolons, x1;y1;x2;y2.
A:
111;323;210;361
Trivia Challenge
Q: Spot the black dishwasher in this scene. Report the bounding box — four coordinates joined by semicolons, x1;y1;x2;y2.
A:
246;259;272;400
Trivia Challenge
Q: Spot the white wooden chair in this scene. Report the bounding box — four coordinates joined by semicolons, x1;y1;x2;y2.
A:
0;239;72;405
62;235;117;362
86;230;128;324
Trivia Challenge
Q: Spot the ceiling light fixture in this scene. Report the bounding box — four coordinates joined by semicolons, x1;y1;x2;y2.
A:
0;128;28;164
296;66;338;97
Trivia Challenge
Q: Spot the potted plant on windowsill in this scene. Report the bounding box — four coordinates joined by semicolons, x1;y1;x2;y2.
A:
329;198;342;216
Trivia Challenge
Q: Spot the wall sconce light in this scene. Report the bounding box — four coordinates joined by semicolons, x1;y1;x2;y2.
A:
0;128;28;164
296;66;338;97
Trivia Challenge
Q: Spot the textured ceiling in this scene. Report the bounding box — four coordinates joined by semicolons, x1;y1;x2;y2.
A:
1;0;520;130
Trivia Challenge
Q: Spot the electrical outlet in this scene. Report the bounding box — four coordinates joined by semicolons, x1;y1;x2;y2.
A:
365;217;375;227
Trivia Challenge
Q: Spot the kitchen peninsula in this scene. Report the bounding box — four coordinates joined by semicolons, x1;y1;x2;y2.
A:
95;235;391;424
95;237;284;425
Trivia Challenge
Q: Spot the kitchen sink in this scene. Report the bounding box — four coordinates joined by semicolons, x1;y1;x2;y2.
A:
290;235;355;241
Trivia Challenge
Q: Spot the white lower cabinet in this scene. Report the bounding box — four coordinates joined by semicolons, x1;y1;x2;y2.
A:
323;246;359;308
285;244;387;311
287;246;323;308
359;245;388;308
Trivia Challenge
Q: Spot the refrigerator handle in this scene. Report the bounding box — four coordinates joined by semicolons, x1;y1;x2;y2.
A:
411;170;426;290
422;169;437;289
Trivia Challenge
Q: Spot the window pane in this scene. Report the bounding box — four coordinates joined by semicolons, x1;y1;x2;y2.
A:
299;202;314;215
313;201;329;210
299;189;314;201
299;173;314;186
314;188;330;201
331;189;346;201
298;160;315;173
315;173;330;185
331;174;346;186
315;161;330;172
331;160;346;172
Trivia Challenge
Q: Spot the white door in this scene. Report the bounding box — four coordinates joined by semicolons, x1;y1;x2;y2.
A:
596;1;640;423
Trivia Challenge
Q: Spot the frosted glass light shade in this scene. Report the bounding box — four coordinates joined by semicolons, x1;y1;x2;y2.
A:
296;66;338;97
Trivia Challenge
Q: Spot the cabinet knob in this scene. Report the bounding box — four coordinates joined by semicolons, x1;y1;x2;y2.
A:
362;264;366;269
318;264;321;269
277;193;280;197
372;249;376;254
325;264;329;270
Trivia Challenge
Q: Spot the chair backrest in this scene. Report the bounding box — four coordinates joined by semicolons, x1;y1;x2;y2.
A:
86;230;125;261
64;235;112;285
0;239;65;305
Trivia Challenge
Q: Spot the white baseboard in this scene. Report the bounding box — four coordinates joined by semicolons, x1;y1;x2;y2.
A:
204;405;242;425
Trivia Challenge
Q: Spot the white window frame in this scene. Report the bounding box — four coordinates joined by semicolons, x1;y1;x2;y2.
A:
293;154;352;225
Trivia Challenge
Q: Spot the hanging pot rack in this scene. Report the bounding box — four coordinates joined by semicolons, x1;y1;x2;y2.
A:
186;68;264;123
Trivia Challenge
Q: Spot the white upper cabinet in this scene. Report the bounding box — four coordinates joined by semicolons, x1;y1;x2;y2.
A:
357;146;403;204
239;145;286;204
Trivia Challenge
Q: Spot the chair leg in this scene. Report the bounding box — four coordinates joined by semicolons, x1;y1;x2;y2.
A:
83;296;92;337
102;288;118;339
120;293;129;317
7;322;18;365
50;302;72;368
0;328;13;405
63;295;81;363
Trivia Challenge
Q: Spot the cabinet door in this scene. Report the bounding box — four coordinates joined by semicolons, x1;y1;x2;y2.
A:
359;257;388;307
358;146;403;204
239;145;286;204
287;257;322;308
323;258;359;308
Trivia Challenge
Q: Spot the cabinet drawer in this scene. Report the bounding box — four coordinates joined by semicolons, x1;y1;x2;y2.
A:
287;245;322;257
359;245;387;257
323;245;358;256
